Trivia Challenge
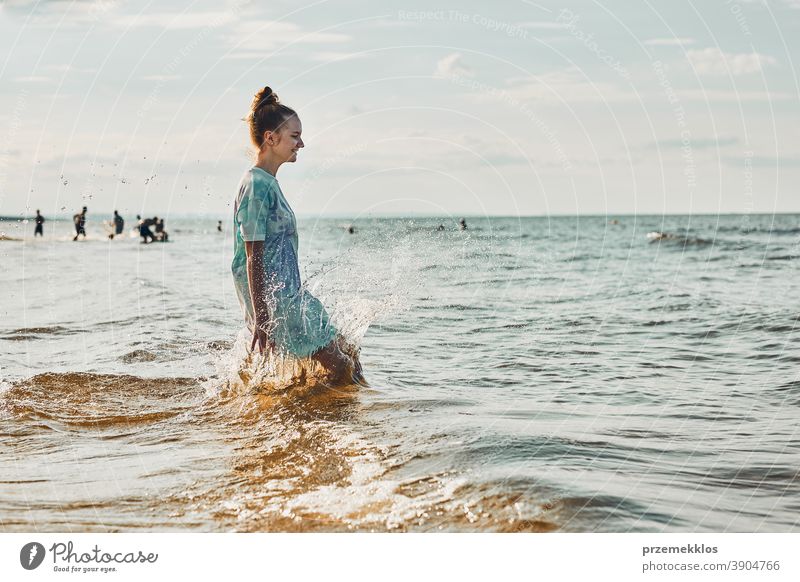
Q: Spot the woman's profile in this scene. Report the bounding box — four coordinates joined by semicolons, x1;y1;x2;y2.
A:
231;86;363;385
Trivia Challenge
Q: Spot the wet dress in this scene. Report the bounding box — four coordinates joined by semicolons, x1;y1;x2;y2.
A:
231;166;337;357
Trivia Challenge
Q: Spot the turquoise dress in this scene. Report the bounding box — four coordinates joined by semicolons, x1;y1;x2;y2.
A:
231;166;337;357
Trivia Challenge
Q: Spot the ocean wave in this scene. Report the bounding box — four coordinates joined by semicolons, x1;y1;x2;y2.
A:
646;231;715;246
1;326;76;340
766;254;798;261
2;372;199;430
119;349;160;363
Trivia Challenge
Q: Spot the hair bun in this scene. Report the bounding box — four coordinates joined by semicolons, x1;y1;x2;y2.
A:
252;86;279;111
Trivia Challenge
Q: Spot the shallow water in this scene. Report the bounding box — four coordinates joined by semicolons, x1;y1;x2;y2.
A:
1;214;799;532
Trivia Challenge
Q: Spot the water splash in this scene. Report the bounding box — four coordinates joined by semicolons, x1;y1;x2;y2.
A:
210;240;414;395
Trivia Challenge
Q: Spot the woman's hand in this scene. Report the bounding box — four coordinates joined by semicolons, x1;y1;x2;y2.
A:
250;321;275;354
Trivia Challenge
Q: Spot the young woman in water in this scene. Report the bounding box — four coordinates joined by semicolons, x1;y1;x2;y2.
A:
231;86;362;384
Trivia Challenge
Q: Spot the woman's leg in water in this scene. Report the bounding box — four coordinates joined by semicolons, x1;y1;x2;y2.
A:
335;335;364;382
312;341;353;383
312;334;366;384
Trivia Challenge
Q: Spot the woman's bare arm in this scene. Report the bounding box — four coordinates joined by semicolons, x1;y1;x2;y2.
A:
245;240;273;352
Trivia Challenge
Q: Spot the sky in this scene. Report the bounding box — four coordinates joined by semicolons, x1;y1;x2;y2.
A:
0;0;799;218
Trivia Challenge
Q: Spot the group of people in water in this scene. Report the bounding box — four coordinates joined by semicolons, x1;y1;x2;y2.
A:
135;214;169;243
34;211;467;240
32;208;169;243
31;208;467;242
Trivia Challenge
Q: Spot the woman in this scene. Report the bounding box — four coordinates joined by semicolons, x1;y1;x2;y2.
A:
231;86;362;384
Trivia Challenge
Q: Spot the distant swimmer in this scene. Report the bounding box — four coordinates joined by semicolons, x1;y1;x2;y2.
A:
113;210;125;236
108;210;125;239
217;220;223;232
458;218;467;230
138;215;155;244
73;206;87;241
437;223;445;231
154;217;168;242
347;225;355;234
34;210;45;237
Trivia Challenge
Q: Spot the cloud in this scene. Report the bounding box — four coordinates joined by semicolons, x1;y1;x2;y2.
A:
220;19;353;60
518;21;568;30
676;89;792;101
308;51;366;63
502;69;635;103
435;53;474;78
13;75;49;83
644;37;696;46
687;48;777;75
227;20;351;54
111;11;239;30
723;155;800;167
731;0;800;9
42;64;97;74
649;136;739;149
1;0;125;27
140;74;181;82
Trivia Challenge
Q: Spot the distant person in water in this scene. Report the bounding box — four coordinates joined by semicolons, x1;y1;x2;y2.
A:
73;206;87;241
459;218;467;230
231;85;362;384
34;210;45;237
154;217;168;242
217;220;223;232
113;211;124;236
108;210;125;239
437;223;445;231
347;225;355;234
138;215;155;244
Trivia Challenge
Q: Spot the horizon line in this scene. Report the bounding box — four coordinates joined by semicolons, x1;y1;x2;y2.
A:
3;210;800;221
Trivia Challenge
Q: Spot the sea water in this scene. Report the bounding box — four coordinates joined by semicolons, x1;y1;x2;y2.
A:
1;214;798;532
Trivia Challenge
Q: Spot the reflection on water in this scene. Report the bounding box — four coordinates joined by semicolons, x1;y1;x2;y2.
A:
1;366;558;532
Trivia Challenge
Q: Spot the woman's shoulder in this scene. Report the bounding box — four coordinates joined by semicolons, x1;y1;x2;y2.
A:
249;166;279;186
240;166;279;200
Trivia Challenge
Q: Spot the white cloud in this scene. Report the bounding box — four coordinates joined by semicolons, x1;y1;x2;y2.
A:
221;52;267;61
140;74;181;82
435;53;474;78
503;69;635;103
42;64;97;74
651;136;739;149
518;21;568;29
644;37;696;46
228;21;351;54
308;51;366;63
676;89;792;101
687;48;777;75
112;11;239;30
3;0;127;28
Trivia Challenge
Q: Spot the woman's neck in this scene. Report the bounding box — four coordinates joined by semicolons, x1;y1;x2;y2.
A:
255;152;282;177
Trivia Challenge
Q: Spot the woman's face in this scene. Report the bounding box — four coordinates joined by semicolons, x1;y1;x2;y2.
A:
269;115;304;163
